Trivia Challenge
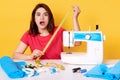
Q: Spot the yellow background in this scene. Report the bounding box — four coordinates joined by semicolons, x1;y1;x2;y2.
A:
0;0;120;59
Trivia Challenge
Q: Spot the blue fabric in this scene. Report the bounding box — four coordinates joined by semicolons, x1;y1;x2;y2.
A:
0;56;26;78
84;61;120;80
105;61;120;80
84;64;108;79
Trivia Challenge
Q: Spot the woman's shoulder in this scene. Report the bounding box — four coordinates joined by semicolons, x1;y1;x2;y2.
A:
22;30;29;36
21;30;35;42
23;30;35;37
21;30;34;39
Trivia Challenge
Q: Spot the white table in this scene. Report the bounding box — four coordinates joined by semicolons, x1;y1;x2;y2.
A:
0;59;119;80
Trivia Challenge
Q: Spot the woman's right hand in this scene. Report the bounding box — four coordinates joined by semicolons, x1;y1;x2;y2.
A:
29;49;44;59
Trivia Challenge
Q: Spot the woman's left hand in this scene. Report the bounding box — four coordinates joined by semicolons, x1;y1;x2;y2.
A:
73;6;81;18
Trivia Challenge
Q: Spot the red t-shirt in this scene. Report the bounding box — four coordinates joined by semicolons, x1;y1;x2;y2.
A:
21;27;65;59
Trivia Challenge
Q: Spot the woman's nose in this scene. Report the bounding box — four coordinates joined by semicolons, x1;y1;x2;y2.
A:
40;15;44;20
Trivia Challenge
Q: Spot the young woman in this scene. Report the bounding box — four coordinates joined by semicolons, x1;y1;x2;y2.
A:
13;3;81;60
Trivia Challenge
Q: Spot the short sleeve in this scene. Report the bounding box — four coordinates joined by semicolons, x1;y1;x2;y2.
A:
20;31;29;45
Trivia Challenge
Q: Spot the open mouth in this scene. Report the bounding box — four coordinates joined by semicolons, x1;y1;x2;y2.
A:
39;21;45;25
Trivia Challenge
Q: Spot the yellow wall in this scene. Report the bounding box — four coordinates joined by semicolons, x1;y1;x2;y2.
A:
0;0;120;59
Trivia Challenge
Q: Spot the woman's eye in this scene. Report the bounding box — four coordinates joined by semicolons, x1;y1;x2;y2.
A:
44;12;48;16
36;12;40;16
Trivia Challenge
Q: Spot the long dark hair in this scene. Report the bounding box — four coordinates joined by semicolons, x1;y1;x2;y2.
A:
29;3;55;35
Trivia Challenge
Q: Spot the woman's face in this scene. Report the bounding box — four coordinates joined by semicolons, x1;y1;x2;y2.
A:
35;7;49;30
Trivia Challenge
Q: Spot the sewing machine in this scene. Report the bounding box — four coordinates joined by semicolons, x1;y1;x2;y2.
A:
61;29;105;64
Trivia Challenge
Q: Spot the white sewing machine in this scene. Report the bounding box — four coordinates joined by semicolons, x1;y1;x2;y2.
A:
61;29;105;64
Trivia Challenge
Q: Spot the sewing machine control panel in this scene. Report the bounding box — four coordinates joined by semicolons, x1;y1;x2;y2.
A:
74;31;102;42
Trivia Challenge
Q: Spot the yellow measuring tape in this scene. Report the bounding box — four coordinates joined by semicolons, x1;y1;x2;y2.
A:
45;62;65;70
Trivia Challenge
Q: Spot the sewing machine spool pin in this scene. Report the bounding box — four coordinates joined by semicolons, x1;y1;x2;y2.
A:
96;24;99;31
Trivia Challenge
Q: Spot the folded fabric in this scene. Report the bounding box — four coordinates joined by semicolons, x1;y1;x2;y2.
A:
15;61;26;70
85;61;120;80
84;64;108;79
0;56;26;78
105;61;120;80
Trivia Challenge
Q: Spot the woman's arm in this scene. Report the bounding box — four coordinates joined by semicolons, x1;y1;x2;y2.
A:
73;6;81;31
73;6;81;45
13;41;31;60
13;41;43;60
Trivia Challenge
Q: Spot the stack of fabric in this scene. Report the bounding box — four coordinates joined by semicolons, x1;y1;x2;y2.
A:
84;61;120;80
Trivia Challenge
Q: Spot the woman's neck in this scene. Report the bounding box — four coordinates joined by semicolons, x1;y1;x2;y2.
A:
39;29;49;36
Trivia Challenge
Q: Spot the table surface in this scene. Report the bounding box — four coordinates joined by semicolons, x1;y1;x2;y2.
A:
0;59;119;80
